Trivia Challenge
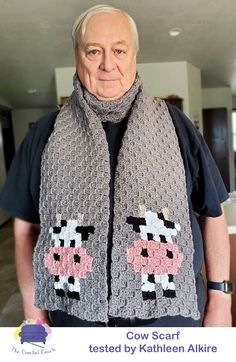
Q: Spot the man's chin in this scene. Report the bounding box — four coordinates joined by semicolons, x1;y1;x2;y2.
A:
95;89;126;101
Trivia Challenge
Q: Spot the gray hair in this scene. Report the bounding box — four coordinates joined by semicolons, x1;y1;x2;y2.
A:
72;4;139;54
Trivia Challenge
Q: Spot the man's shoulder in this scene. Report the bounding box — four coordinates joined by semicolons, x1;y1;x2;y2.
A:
166;103;195;131
32;110;59;134
15;110;60;167
165;103;203;151
26;110;59;146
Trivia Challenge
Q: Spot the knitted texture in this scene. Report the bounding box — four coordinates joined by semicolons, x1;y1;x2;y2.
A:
33;74;200;322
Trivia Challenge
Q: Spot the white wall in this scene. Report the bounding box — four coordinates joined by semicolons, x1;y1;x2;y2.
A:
202;87;235;191
12;108;55;149
232;95;236;109
55;67;75;105
137;61;190;115
187;63;203;132
202;88;232;110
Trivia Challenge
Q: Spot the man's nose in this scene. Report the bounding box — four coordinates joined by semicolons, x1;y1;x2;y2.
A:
100;51;115;72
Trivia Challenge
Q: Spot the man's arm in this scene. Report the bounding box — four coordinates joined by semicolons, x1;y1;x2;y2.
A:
199;206;232;326
14;218;50;324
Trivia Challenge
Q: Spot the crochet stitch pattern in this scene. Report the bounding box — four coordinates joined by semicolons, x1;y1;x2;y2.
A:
34;74;200;322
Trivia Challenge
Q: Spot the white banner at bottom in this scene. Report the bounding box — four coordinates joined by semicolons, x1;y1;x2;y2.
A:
0;327;235;361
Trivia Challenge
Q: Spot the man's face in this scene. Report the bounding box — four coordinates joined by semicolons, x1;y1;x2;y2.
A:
75;12;137;101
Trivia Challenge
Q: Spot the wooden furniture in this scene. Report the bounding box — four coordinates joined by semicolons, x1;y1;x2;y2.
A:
162;95;183;111
59;96;69;108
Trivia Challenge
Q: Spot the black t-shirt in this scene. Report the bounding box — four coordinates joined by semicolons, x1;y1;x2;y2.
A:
102;118;129;299
0;104;228;278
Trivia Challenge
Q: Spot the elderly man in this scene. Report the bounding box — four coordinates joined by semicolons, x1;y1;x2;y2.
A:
0;4;233;327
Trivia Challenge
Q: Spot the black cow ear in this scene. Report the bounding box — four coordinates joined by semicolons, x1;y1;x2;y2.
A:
53;227;61;234
126;216;133;224
126;216;142;233
158;212;165;221
88;226;95;234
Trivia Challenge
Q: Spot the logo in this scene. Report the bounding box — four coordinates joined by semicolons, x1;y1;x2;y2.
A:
12;319;56;356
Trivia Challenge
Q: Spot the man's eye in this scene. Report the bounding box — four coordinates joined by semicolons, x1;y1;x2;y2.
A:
115;49;126;55
87;49;99;56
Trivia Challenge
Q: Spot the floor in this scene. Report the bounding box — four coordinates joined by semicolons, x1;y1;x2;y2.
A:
0;219;24;326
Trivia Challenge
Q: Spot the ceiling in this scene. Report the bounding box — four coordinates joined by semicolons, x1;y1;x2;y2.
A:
1;0;236;109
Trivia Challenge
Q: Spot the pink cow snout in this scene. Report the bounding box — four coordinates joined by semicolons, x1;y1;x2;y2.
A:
44;246;93;278
127;239;183;275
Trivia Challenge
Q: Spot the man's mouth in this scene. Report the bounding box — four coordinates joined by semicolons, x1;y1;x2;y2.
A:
99;78;119;81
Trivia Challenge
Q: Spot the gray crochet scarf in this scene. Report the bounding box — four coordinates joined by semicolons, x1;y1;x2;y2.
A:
33;74;200;322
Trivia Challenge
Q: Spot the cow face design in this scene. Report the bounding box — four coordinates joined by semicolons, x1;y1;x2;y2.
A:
44;218;94;300
126;208;183;300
